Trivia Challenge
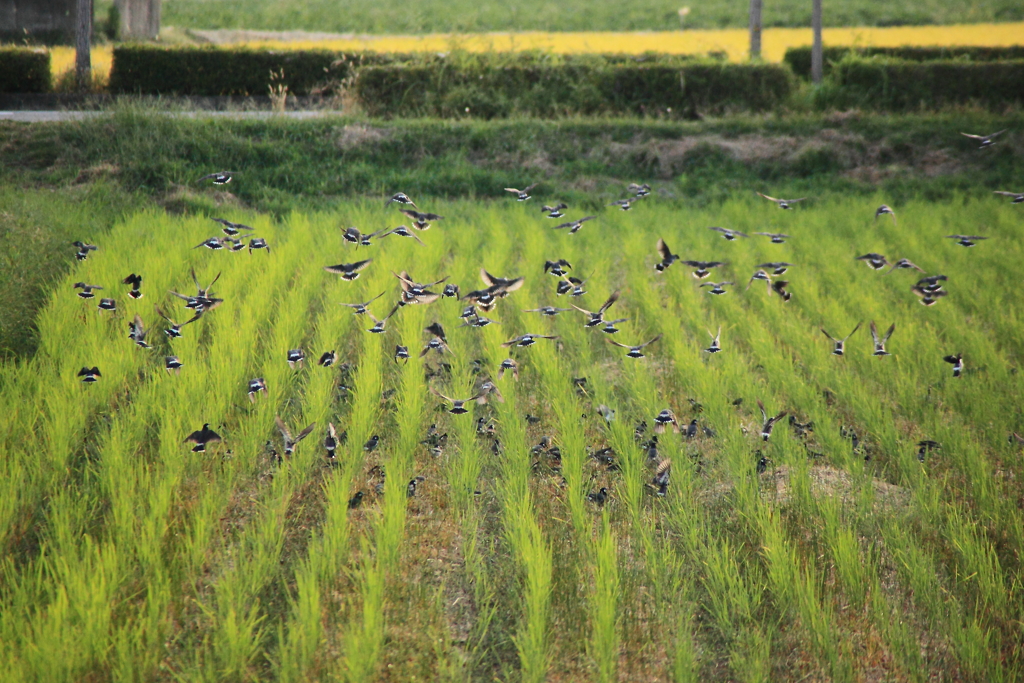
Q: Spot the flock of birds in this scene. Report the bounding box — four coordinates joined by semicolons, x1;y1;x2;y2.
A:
67;129;1020;506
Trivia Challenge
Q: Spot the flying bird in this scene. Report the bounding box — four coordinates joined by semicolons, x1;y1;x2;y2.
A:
820;322;861;356
122;273;143;299
287;349;306;368
708;226;749;241
544;259;572;276
275;415;316;457
399;209;444;230
211;217;254;236
73;282;103;299
248;237;270;254
856;253;889;270
552;216;597;234
430;387;484;414
943;353;964;378
655;238;679;272
757;262;794;276
771;280;791;301
747;269;772;293
504;183;539;201
541;203;568;218
993;190;1024;203
501;334;558;348
945;234;988;248
960;130;1006;148
77;366;101;383
870;321;896;356
874;205;897;225
757;193;805;209
381;225;426;246
608;334;661;359
628;183;652;197
184;423;222;452
704;326;722;353
366;304;401;334
572;290;620;327
754;232;791;244
681;260;726;279
757;400;787;441
498;358;519;380
127;314;151;348
164;356;183;374
324;259;373;281
157;306;199;338
247;377;267;402
524;305;572;316
340;292;385;315
699;281;733;295
324;422;340;460
199;171;234;184
394;345;410;363
386;192;417;207
885;258;924;274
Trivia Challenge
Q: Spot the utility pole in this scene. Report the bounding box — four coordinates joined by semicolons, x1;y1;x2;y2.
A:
75;0;92;91
749;0;763;60
811;0;823;83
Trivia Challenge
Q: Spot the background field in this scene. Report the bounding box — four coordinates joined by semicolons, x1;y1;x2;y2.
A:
1;188;1022;681
135;0;1024;34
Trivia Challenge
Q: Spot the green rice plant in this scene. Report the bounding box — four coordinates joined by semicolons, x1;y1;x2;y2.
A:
588;513;620;682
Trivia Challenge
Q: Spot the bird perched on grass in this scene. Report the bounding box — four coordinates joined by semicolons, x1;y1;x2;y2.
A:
323;259;373;281
916;440;941;462
324;422;341;460
820;322;861;356
184;423;222;452
757;193;805;209
757;400;787;441
348;491;365;509
960;129;1006;148
504;183;539;201
870;321;896;356
608;334;661;359
587;487;608;506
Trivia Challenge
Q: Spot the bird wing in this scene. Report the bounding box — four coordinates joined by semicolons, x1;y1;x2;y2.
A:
294;423;316;443
275;415;293;442
328;422;337;439
757;192;779;202
503;187;522;194
657;238;672;260
552;221;575;230
882;323;896;344
843;322;862;341
960;132;984;140
607;339;631;349
757;399;768;423
870;321;880;345
820;327;838;342
599;290;621;314
571;304;595;316
429;386;455;403
638;334;662;349
708;226;728;234
993;191;1021;197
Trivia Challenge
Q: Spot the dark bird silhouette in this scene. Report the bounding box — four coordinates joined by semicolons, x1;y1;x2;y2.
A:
324;422;340;460
572;290;620;327
366;304;400;334
442;283;460;298
399;209;444;230
348;491;364;509
342;226;385;247
501;333;558;348
275;415;316;457
708;226;748;240
552;216;596;234
682;260;726;279
212;217;254;236
610;197;640;211
756;453;770;474
340;292;385;315
73;282;103;299
757;262;794;276
943;353;964;377
248;237;271;254
128;314;151;348
194;236;229;251
771;280;792;301
324;259;373;281
911;285;948;306
505;183;539;201
587;487;608;506
363;435;380;452
654;409;679;434
757;400;787;441
430;387;483;414
655;238;679;272
247;377;267;402
699;281;734;295
960;129;1006;148
386;192;417;207
754;232;791;244
524;305;572;316
541;203;568;218
870;321;896;356
946;234;988;248
122;273;143;299
319;350;338;367
77;366;101;383
164;356;183;374
544;259;572;276
381;225;426;246
856;253;889;270
72;241;99;262
747;269;772;293
650;458;671;496
608;334;661;359
993;190;1024;204
97;298;117;313
184;423;222;452
820;322;861;356
629;183;652;197
885;258;924;274
916;440;941;462
757;193;805;209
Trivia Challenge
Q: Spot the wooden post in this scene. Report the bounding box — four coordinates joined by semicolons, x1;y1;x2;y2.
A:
749;0;763;60
811;0;823;83
75;0;92;90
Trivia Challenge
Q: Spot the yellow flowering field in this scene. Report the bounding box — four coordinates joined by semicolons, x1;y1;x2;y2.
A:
50;22;1024;82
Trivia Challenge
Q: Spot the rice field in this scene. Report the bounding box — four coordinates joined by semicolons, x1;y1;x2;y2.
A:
1;190;1023;681
49;22;1024;85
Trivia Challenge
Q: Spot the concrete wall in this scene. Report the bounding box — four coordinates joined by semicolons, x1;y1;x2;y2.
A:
0;0;80;44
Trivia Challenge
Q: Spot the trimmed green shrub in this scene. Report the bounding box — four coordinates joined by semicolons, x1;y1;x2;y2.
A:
353;61;793;118
0;48;51;93
785;45;1024;79
821;57;1024;111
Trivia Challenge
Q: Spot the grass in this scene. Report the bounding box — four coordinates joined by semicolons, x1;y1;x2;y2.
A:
1;188;1021;679
97;0;1024;34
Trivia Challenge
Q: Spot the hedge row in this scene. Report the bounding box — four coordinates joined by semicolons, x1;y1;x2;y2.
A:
0;48;50;93
352;62;793;117
824;57;1024;111
107;45;708;97
785;45;1024;79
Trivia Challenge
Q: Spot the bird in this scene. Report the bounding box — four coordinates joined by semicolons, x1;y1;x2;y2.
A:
366;305;400;334
556;274;589;297
184;423;222;452
156;306;199;339
704;326;722;353
789;416;814;438
856;253;889;270
407;477;426;497
747;269;772;293
127;314;151;348
608;335;661;359
610;197;640;211
199;171;234;184
601;318;627;334
587;487;608;506
248;237;270;254
122;273;143;299
477;380;504;405
164;356;183;374
73;282;103;299
479;269;526;296
247;377;267;402
699;281;733;295
754;232;791;244
430;387;483;414
628;183;652;197
386;192;417;207
708;226;748;240
501;334;558;348
211;217;254;236
324;259;373;281
72;241;99;259
97;298;117;313
541;203;568;218
543;259;572;276
341;226;384;246
190;268;221;298
399;209;443;230
757;262;794;276
498;358;519;380
572;290;620;327
946;234;988;248
943;353;964;378
771;280;792;301
960;130;1006;148
874;205;897;225
318;350;337;367
911;285;948;306
380;225;426;246
756;453;770;474
870;321;896;356
194;236;228;251
552;216;597;234
287;349;305;368
324;422;340;460
650;458;671;496
363;435;380;452
275;416;316;457
757;400;787;441
524;305;572;316
504;183;539;201
442;283;460;298
420;336;452;358
654;409;679;434
460;314;500;328
655;238;679;272
348;491;365;509
885;258;924;274
757;193;805;209
77;366;101;383
340;292;385;315
681;260;726;279
820;322;861;356
394;345;410;363
993;190;1024;204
